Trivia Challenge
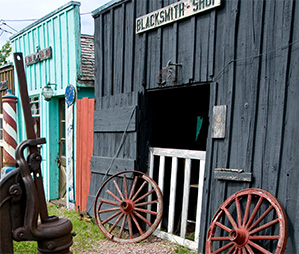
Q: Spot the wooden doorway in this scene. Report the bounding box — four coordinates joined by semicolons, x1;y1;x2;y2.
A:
58;98;66;199
146;84;210;250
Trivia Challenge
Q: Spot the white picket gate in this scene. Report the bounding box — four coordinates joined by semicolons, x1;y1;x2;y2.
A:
148;147;206;250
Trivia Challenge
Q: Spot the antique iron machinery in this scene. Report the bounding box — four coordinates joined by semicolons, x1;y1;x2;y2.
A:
0;53;73;253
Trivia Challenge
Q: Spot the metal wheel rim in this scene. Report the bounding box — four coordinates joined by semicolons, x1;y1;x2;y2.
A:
94;170;163;243
206;188;287;254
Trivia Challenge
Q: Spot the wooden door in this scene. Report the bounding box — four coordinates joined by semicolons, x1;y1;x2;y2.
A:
76;98;94;211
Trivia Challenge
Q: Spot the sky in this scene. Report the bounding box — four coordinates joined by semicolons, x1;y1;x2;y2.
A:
0;0;111;48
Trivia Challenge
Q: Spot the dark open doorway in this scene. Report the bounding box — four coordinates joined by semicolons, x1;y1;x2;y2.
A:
147;84;210;151
144;84;210;242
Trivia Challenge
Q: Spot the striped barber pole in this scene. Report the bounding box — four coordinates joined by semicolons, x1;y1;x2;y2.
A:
2;89;18;168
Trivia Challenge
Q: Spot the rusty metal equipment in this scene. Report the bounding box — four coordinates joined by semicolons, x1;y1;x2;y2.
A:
94;170;163;243
206;188;288;253
0;53;73;253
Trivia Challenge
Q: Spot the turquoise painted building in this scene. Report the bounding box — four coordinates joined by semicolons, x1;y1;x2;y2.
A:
10;1;94;208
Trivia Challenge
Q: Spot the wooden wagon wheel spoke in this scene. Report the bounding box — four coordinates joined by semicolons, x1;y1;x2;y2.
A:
242;194;252;227
245;196;263;228
128;176;138;199
134;188;155;204
109;213;124;233
131;180;148;202
206;188;287;254
98;206;121;214
131;213;144;235
100;199;120;206
106;189;122;203
101;210;122;225
244;243;255;254
247;205;274;231
247;240;272;254
235;197;242;227
94;170;163;243
213;242;234;254
123;175;128;199
249;218;279;235
226;245;237;254
127;214;133;239
133;211;152;226
113;180;125;200
135;200;158;207
118;214;127;238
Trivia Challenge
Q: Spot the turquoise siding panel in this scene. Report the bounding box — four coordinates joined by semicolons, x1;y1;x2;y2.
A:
11;2;81;201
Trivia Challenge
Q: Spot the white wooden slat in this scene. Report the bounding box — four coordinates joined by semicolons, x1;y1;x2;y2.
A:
180;158;191;238
150;147;206;160
168;156;178;233
147;150;155;225
148;150;154;179
157;155;165;230
194;159;205;243
153;230;198;251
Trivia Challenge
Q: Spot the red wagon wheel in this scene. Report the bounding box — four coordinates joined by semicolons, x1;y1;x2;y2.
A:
206;188;287;254
94;170;163;243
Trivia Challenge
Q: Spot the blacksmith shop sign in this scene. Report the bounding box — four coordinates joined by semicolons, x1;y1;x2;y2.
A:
136;0;221;34
25;46;52;66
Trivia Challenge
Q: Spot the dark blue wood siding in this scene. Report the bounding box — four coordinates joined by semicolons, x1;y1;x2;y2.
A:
90;0;299;252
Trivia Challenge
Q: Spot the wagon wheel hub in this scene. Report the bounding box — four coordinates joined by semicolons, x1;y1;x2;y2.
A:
229;228;248;246
120;200;134;214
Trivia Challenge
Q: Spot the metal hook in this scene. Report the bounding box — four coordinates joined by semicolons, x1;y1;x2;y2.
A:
166;60;182;67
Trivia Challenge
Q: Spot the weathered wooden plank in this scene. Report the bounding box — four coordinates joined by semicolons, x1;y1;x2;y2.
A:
198;81;217;251
90;156;135;176
113;6;124;95
94;106;136;132
123;0;134;93
177;18;194;85
214;169;252;182
194;12;210;82
102;12;113;96
133;0;147;91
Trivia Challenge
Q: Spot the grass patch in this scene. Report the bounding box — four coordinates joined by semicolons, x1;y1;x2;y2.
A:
172;245;197;254
14;203;106;253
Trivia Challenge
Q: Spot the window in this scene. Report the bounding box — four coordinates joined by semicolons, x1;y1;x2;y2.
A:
30;96;40;138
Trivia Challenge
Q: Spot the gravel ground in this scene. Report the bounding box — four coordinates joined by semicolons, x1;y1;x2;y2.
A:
81;235;195;254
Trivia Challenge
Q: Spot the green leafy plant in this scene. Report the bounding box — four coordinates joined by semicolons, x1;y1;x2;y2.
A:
0;41;11;66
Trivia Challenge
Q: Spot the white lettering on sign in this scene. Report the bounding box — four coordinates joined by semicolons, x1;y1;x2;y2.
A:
136;0;221;34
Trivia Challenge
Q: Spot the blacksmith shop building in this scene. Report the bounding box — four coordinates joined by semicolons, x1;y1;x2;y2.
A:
87;0;299;252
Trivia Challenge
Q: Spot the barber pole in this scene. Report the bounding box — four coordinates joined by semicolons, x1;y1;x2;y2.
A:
1;90;18;176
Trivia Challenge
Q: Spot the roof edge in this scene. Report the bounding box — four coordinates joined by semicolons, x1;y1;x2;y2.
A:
10;1;81;41
92;0;124;18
